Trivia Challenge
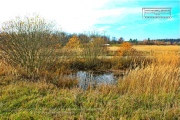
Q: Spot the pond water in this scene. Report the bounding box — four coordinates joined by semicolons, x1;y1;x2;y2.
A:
67;71;124;90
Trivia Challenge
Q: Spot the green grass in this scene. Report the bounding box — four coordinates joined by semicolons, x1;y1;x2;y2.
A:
0;75;179;119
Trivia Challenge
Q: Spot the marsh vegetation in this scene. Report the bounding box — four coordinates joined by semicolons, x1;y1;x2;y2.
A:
0;15;179;119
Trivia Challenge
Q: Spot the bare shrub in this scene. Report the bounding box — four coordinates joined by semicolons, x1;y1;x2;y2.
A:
81;37;107;69
0;15;60;79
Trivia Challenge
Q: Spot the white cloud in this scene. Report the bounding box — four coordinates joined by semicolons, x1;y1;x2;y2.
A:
95;26;111;32
117;26;127;30
0;0;111;32
0;0;141;33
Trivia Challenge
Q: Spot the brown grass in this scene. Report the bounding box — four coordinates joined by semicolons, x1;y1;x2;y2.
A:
132;45;180;52
153;51;180;66
108;46;119;51
118;51;180;95
108;45;180;58
108;45;180;53
118;64;180;95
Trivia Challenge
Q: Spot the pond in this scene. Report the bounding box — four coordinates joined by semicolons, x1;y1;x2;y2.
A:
67;71;124;90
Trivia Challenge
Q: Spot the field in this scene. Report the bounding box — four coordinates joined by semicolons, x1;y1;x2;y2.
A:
133;45;180;52
0;44;180;119
109;45;180;53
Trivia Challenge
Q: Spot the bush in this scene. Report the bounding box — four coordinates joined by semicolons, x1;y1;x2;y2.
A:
0;15;59;79
66;35;80;49
81;37;107;68
118;42;134;56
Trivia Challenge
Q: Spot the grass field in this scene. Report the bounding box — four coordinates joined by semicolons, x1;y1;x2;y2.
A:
133;45;180;52
0;45;180;119
108;45;180;52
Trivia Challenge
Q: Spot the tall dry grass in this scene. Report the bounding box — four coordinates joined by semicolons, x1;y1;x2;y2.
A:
153;51;180;66
118;51;180;95
118;64;180;95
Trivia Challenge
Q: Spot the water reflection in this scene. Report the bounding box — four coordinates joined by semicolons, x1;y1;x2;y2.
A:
69;71;119;90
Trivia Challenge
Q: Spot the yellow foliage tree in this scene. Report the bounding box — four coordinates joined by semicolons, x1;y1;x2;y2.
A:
66;35;80;49
118;42;132;56
121;42;132;50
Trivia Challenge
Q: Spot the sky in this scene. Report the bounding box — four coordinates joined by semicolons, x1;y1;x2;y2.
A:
0;0;179;40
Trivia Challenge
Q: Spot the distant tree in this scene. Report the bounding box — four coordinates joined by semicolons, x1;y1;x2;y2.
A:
110;37;118;44
129;38;138;44
129;38;133;43
147;38;151;45
143;38;152;45
58;32;69;46
118;37;124;44
112;37;116;41
133;39;138;44
78;34;89;44
101;35;110;43
110;40;118;44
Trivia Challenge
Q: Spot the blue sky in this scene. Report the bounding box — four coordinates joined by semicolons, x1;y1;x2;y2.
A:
0;0;179;40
